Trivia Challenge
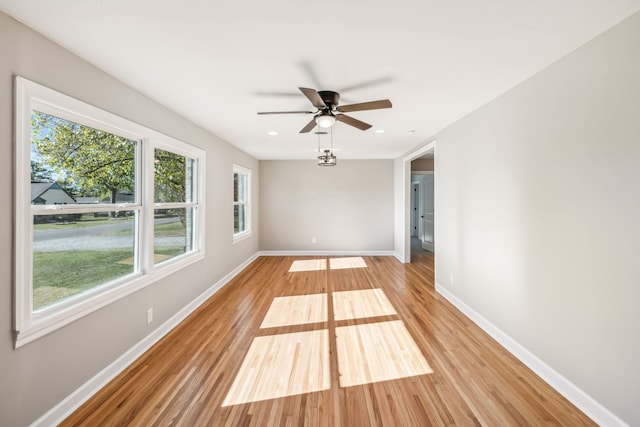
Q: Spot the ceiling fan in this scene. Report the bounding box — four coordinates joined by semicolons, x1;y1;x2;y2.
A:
257;87;392;133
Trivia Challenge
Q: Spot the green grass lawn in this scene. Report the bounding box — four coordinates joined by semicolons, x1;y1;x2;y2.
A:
33;246;185;310
155;220;187;236
33;249;134;310
32;214;187;310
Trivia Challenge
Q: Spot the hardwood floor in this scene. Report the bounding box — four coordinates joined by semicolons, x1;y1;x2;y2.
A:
61;254;596;426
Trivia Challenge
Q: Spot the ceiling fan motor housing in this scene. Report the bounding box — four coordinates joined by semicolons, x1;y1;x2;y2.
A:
317;91;340;110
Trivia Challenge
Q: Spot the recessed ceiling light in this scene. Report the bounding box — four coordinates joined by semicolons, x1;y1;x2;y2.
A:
375;129;385;134
268;131;278;136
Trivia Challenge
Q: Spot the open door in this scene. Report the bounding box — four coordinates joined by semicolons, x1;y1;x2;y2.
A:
422;174;434;252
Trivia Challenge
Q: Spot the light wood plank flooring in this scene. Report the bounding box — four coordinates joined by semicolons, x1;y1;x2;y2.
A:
61;253;596;426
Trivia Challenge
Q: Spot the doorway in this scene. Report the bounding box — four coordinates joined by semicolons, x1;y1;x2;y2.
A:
399;140;435;263
409;172;433;255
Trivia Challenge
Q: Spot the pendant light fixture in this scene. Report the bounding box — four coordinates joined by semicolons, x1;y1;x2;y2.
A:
317;127;337;166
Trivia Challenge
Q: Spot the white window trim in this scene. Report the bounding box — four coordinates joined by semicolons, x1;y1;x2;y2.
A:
232;164;251;243
14;77;206;348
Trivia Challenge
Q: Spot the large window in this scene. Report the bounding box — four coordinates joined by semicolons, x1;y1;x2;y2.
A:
233;164;251;242
14;77;205;347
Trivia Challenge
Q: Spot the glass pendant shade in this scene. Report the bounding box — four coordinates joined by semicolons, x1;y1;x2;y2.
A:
316;114;336;128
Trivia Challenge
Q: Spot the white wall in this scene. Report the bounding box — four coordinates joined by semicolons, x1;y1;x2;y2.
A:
430;11;639;426
0;12;259;426
393;156;405;260
260;160;394;252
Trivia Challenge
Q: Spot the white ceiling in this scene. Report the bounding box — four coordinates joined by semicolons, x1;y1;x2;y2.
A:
2;1;639;160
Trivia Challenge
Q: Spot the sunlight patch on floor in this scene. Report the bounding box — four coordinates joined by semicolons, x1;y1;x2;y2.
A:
288;259;327;272
329;257;368;270
222;329;330;406
335;320;433;387
261;293;328;328
224;283;431;407
332;288;397;321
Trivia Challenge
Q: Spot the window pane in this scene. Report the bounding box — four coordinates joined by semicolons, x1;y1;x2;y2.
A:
154;149;193;203
31;111;136;205
237;173;246;202
234;204;246;234
154;208;194;264
233;173;239;203
32;212;136;311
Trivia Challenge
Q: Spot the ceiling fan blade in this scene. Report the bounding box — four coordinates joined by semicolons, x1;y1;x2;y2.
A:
299;87;327;109
299;118;317;133
299;61;324;89
254;91;303;98
336;114;372;131
337;99;392;113
257;110;314;115
338;76;393;93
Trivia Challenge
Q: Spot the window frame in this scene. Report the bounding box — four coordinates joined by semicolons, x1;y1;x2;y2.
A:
152;145;200;265
14;77;206;348
232;164;251;243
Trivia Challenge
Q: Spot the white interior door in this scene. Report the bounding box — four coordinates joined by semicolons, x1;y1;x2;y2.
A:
422;175;434;252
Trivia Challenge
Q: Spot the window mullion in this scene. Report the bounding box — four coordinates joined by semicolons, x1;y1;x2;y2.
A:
141;139;154;275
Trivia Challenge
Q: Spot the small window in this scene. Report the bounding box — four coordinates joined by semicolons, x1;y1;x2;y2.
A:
233;164;251;242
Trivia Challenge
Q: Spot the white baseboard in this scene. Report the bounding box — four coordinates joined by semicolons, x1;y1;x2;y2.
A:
393;251;406;263
258;250;395;257
435;283;629;427
31;252;260;427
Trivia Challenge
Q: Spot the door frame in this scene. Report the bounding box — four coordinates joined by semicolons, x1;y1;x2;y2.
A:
399;140;436;263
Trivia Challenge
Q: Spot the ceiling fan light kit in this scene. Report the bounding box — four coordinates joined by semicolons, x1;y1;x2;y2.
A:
315;113;336;128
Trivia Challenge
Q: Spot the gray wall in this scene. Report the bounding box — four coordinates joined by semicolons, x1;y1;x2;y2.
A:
1;12;259;425
260;160;393;252
433;11;639;426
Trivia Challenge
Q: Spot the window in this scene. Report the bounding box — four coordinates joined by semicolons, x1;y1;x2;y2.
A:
233;164;251;242
14;77;206;347
154;149;197;264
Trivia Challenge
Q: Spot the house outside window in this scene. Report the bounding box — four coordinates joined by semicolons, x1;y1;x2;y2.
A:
14;77;206;347
233;164;251;242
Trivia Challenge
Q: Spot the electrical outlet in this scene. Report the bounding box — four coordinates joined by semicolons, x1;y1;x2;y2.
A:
450;273;454;285
311;237;316;244
147;307;153;324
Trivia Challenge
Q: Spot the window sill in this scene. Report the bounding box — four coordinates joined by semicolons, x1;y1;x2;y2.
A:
233;231;252;244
